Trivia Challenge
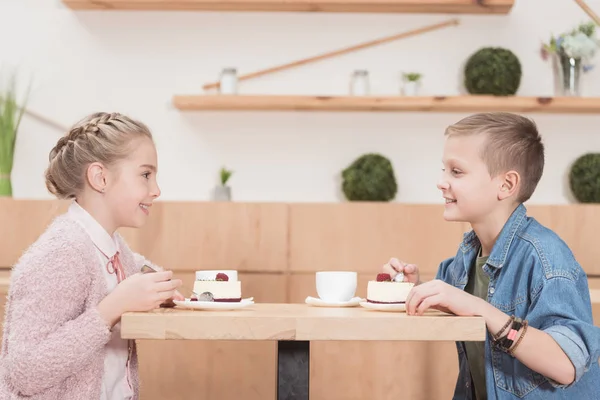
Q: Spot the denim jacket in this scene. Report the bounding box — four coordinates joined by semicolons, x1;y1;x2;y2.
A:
436;204;600;399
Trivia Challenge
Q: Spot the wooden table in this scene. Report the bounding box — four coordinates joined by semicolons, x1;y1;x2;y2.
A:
121;303;486;400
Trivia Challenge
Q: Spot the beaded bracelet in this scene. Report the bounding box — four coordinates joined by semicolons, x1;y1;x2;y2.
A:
499;317;524;351
508;320;529;356
493;315;515;342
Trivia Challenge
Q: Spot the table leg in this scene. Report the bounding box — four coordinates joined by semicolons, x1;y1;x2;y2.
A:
277;340;309;400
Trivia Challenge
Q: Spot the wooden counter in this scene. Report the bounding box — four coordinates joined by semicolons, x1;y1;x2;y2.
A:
121;303;486;341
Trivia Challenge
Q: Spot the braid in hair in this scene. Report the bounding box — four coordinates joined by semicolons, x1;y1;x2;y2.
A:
44;112;153;199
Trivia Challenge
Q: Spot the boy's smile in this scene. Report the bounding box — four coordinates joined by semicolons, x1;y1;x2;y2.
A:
438;133;503;225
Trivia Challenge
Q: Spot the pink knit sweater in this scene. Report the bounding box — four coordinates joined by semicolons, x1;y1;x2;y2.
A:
0;213;157;399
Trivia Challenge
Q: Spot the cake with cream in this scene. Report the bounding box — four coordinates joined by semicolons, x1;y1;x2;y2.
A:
366;273;414;304
192;272;242;302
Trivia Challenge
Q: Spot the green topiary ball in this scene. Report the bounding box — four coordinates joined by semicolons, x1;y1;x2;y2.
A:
341;153;397;202
464;47;522;96
569;153;600;203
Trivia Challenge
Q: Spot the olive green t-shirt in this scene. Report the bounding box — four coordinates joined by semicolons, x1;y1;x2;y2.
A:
463;252;490;400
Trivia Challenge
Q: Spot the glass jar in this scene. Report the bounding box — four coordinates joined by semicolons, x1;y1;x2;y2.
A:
219;68;238;95
350;70;370;96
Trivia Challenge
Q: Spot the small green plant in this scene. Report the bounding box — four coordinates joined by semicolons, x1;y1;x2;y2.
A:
402;72;422;82
0;71;28;197
569;153;600;203
464;47;522;96
220;167;233;186
341;153;397;202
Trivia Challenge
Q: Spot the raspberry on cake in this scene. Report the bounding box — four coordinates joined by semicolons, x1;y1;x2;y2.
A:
193;272;242;302
367;273;414;304
376;273;392;282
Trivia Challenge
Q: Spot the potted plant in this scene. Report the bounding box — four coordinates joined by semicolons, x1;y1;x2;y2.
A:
0;73;27;197
463;47;522;96
341;153;397;202
214;166;233;201
541;21;599;96
401;72;422;96
569;153;600;203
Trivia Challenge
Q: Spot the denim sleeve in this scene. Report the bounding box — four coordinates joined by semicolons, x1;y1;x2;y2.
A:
529;275;600;388
435;256;455;282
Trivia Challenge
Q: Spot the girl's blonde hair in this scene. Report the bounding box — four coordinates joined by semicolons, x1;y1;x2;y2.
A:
45;112;153;199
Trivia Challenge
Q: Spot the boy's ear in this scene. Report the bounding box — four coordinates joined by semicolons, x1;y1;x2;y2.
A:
498;170;520;201
87;162;108;194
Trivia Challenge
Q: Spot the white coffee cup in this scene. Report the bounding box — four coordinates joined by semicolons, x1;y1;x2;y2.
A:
316;271;357;302
195;270;238;281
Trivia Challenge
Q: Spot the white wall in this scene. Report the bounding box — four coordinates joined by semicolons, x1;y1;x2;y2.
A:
2;0;600;204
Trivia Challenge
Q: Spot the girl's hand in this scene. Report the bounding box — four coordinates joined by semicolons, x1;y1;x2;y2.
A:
97;271;182;327
171;290;185;301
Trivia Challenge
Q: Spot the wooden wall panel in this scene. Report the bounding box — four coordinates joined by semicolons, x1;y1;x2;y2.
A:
310;341;433;400
137;340;276;400
129;202;289;272
0;199;69;267
288;203;469;275
0;200;289;273
4;200;600;276
426;342;461;398
527;205;600;275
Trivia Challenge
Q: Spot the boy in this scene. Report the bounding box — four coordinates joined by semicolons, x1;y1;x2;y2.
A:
383;112;600;399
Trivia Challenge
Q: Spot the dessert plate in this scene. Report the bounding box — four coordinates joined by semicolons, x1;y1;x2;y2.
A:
305;296;364;307
174;298;254;311
359;301;406;312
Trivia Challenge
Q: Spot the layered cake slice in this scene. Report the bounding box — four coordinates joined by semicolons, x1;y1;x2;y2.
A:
192;273;242;302
366;273;414;304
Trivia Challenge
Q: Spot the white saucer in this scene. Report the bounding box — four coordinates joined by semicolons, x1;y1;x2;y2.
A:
174;298;254;311
359;301;406;312
305;296;364;307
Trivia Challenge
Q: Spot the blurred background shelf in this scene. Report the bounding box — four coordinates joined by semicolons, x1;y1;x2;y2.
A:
172;94;600;114
62;0;514;14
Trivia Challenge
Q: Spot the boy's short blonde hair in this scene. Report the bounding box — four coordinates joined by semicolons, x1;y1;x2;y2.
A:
444;112;544;203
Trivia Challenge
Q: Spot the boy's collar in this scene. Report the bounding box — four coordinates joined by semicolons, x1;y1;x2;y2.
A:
460;203;527;269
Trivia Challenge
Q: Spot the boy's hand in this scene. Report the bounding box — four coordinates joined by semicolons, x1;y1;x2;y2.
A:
382;257;421;284
405;279;484;316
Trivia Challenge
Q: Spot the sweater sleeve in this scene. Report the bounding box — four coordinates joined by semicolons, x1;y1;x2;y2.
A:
133;252;164;272
3;244;112;396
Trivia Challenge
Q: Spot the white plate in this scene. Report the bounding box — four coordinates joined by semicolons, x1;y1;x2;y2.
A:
174;298;254;311
305;296;364;307
359;301;406;312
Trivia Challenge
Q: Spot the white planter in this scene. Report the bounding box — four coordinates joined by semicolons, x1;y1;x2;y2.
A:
213;185;231;201
402;81;420;96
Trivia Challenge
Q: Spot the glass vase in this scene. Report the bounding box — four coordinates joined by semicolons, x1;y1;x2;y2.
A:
553;52;582;96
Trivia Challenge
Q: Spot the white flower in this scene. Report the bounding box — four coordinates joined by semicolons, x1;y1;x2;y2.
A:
561;32;599;59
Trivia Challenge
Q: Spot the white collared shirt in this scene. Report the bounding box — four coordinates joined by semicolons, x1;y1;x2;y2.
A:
68;201;133;400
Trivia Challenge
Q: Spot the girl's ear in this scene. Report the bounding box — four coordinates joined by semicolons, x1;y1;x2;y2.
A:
86;162;107;194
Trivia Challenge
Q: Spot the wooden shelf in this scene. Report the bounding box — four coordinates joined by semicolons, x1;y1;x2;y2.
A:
172;94;600;114
62;0;514;14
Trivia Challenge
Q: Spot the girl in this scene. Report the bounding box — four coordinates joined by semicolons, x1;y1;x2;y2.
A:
0;112;184;399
